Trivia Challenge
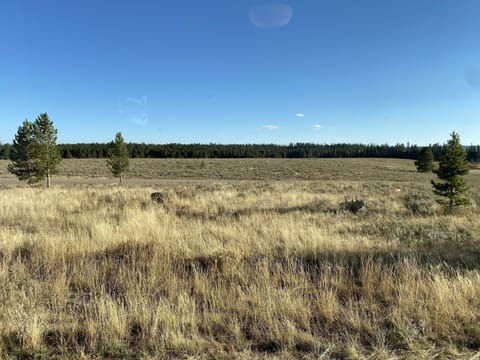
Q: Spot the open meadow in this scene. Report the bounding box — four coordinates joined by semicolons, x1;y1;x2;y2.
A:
1;158;480;359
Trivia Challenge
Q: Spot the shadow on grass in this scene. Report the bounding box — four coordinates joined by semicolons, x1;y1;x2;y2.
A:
172;199;334;221
268;238;480;274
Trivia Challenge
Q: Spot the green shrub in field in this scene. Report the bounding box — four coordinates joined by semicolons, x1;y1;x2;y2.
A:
415;147;434;173
432;132;470;209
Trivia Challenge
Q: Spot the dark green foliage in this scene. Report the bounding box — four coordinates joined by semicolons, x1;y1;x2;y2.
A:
32;113;62;188
107;132;130;183
58;143;109;158
431;132;470;209
415;147;434;172
7;120;36;184
0;143;10;159
50;142;479;159
467;144;480;162
8;114;61;187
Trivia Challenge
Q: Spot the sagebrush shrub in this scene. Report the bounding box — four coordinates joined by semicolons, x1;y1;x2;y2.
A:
341;198;365;214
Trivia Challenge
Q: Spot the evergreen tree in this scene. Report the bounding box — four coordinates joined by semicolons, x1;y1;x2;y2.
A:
7;120;36;184
431;132;470;209
32;113;62;188
107;132;130;183
8;114;61;187
415;147;434;172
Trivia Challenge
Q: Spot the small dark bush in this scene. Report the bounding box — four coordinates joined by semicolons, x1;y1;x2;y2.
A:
341;198;365;214
150;192;165;204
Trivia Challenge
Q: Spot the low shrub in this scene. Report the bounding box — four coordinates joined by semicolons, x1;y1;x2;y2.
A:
341;198;365;214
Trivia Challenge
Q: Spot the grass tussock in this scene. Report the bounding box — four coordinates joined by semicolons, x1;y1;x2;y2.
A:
0;159;480;358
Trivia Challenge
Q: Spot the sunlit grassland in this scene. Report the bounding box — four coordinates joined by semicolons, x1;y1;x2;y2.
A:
0;157;431;182
0;158;480;359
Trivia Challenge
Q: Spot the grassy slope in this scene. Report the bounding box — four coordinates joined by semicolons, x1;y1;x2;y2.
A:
0;158;479;359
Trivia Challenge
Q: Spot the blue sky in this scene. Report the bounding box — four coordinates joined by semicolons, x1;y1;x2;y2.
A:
1;0;479;145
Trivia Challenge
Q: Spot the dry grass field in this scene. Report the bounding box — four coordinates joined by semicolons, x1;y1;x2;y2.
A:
0;158;480;359
0;158;432;182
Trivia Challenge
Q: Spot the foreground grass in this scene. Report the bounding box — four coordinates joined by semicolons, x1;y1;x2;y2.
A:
0;159;480;358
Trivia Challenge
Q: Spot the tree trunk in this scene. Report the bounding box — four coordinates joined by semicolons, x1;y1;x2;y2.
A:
120;173;122;184
47;169;51;188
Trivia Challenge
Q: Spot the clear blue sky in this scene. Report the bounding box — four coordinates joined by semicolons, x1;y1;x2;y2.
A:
1;0;479;145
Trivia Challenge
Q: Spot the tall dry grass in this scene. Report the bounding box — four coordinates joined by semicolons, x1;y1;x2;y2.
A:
0;165;480;358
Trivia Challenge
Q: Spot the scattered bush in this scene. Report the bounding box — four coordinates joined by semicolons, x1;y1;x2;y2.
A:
341;198;365;214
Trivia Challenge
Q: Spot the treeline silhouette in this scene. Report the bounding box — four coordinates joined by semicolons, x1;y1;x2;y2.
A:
0;142;479;161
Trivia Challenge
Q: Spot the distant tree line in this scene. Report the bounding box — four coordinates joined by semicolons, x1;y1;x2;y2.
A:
1;142;480;161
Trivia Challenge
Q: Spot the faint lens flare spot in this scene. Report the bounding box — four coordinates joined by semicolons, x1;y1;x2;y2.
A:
249;3;293;29
465;66;480;89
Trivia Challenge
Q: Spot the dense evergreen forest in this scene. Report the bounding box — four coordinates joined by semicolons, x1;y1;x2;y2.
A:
0;142;479;161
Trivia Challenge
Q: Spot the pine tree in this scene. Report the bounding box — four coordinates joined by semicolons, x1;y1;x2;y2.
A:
415;147;434;172
7;120;37;184
107;132;130;183
32;113;62;188
8;114;61;187
431;132;470;209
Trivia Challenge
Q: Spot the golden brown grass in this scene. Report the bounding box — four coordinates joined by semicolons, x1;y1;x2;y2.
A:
0;157;437;182
0;159;480;359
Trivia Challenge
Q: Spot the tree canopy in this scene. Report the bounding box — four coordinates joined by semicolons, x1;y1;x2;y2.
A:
32;113;62;187
8;120;36;184
8;114;61;187
415;147;434;172
431;132;470;209
106;132;130;183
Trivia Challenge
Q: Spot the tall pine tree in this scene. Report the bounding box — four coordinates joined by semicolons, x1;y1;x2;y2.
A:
431;132;470;209
32;113;62;188
7;120;36;184
8;114;61;187
107;132;130;183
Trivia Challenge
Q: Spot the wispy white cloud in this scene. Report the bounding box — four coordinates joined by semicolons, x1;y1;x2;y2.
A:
122;96;149;126
312;124;322;130
296;113;305;118
132;113;149;126
260;125;279;130
126;96;148;105
249;4;293;29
